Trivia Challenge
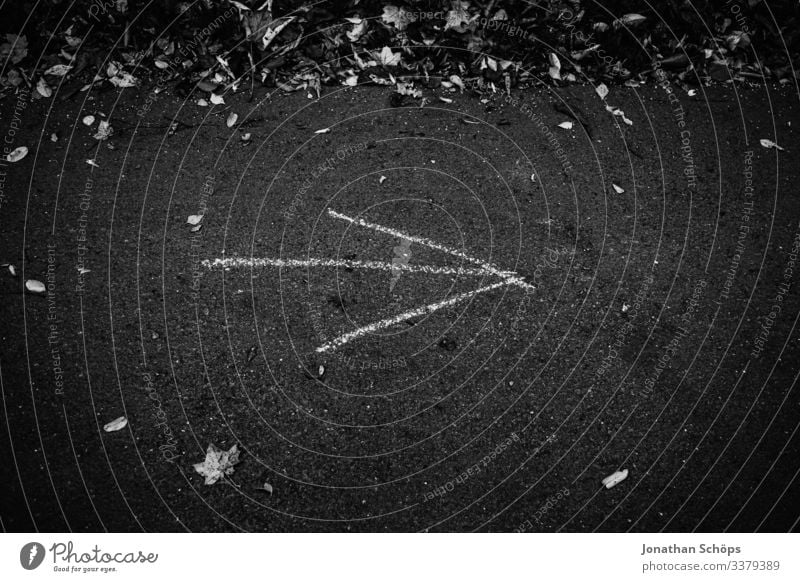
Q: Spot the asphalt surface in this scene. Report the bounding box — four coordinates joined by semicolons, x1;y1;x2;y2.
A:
1;79;800;532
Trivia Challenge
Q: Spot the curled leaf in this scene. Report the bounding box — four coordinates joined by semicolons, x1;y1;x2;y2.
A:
103;416;128;432
36;78;52;98
760;139;784;151
6;146;28;162
602;469;629;489
25;279;46;293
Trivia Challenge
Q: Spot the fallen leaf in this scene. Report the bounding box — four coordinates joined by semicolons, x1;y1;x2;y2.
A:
382;5;414;30
445;0;471;32
241;133;251;142
617;14;647;27
439;96;453;104
449;75;465;92
45;64;72;76
602;469;629;489
606;104;633;125
154;59;169;69
314;127;331;134
197;98;208;107
8;265;17;276
377;46;401;67
93;121;112;140
82;115;95;126
346;18;368;42
612;183;625;194
190;224;202;233
50;133;58;142
0;34;28;64
108;72;137;87
595;83;609;100
103;416;127;432
197;79;218;92
210;93;225;105
379;176;387;184
193;443;240;485
36;78;52;98
396;81;421;98
548;53;562;80
187;214;203;225
262;17;294;50
760;139;784;151
257;482;273;494
6;146;28;162
86;159;99;168
226;112;238;128
557;121;573;130
25;279;45;293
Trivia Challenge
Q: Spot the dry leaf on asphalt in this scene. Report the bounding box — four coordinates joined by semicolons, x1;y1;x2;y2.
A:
187;215;203;225
760;139;784;151
193;443;241;485
36;78;52;98
93;121;112;140
612;184;625;194
558;121;573;129
602;469;629;489
210;93;225;105
25;279;45;293
595;83;609;100
82;115;95;126
6;146;28;162
226;112;238;128
44;64;72;76
103;416;127;432
314;127;331;134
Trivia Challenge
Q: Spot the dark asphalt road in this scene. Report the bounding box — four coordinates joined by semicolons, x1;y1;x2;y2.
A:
1;80;799;532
